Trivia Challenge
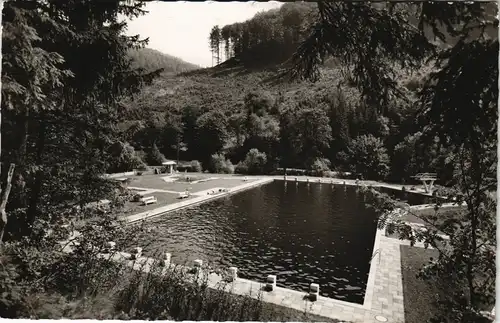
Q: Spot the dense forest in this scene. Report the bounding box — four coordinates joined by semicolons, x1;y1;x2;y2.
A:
208;2;317;67
0;1;497;322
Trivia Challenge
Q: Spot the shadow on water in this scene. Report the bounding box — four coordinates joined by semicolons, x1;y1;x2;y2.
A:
133;181;383;304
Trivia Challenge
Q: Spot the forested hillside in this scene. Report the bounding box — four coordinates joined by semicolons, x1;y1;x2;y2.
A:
119;2;447;182
128;48;199;73
208;2;317;67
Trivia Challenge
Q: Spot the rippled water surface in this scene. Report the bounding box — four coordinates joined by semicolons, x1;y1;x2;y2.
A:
137;181;382;304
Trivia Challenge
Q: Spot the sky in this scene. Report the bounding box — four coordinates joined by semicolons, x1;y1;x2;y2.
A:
124;1;283;68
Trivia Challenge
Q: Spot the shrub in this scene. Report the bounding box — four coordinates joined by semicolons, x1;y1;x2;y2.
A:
237;149;267;175
190;160;202;172
107;142;145;173
346;134;390;180
147;143;166;166
209;154;234;174
136;163;148;171
310;158;331;177
234;162;248;174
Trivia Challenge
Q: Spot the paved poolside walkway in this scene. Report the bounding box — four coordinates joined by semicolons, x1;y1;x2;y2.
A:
98;227;404;323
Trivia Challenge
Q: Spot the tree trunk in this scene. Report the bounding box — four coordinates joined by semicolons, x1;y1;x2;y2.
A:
0;164;16;243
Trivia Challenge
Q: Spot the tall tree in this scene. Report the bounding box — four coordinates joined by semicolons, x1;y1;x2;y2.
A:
220;25;232;61
294;103;332;168
2;0;160;240
209;25;221;66
194;110;228;166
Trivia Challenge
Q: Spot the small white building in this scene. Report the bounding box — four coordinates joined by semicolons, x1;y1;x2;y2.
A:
162;160;177;174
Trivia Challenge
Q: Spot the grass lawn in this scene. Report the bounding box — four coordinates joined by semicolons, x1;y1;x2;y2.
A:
400;245;494;323
175;175;207;183
401;206;466;226
216;293;343;322
125;174;260;193
117;191;196;216
386;206;466;239
386;206;464;242
400;245;442;323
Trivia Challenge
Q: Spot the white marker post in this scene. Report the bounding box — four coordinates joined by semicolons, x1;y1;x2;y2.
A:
164;252;172;267
309;283;320;301
266;274;277;291
227;267;238;282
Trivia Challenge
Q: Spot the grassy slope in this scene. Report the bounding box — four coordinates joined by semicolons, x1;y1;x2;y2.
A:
128;47;200;73
123;65;363;122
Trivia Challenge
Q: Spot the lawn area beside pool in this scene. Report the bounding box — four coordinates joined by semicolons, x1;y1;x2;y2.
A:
385;206;464;240
124;174;260;194
118;191;196;216
400;243;494;323
400;206;466;226
400;245;442;323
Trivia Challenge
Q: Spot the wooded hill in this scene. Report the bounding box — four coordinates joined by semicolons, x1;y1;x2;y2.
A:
208;2;317;67
128;48;200;73
117;2;497;184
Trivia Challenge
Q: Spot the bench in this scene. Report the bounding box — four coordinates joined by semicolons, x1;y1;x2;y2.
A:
178;191;190;199
140;196;157;205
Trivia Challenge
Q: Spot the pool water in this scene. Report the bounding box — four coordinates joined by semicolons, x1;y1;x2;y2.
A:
134;181;385;304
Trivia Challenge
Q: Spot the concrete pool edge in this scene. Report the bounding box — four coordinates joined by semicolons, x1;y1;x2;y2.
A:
363;227;384;310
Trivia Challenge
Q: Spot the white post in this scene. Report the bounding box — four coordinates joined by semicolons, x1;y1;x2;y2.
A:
266;274;277;291
227;267;238;282
309;283;320;301
164;252;172;267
